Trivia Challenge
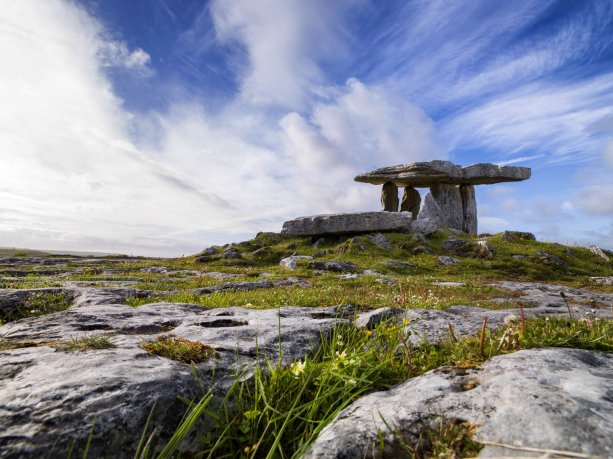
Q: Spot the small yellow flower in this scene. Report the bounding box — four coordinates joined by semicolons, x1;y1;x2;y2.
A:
402;318;409;326
346;379;357;386
290;360;306;377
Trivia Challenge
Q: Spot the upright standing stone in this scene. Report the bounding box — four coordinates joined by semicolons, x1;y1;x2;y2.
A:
429;184;463;231
459;184;477;235
400;186;421;220
381;182;399;212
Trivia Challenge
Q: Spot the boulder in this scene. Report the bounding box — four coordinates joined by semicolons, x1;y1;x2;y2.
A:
355;160;531;187
589;276;613;286
380;181;399;212
279;255;313;270
588;244;610;261
436;256;460;266
500;231;536;242
307;261;358;272
367;233;391;250
281;212;414;237
303;348;613;459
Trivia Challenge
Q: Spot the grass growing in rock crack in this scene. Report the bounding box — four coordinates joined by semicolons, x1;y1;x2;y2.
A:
140;335;216;363
57;334;116;352
0;291;71;325
157;314;612;458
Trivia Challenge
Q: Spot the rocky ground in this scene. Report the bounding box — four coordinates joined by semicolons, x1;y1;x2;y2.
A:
0;230;612;458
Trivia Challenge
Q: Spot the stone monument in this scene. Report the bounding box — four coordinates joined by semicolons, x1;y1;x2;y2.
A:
281;160;530;237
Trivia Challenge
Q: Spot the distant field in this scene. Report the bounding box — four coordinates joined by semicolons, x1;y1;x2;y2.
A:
0;247;122;257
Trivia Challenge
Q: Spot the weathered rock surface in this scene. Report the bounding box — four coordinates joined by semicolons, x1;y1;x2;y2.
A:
279;255;313;270
436;256;460;266
304;348;613;458
380;181;399;212
308;261;358;272
589;244;610;261
0;297;361;457
355;160;531;186
281;212;414;237
400;186;421;219
460;184;477;234
367;233;391;250
500;230;536;242
381;260;416;270
590;276;613;286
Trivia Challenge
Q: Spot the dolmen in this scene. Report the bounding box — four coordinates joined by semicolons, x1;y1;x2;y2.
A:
281;160;530;237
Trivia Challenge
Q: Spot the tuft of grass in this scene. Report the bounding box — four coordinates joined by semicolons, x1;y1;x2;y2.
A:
140;335;216;364
57;334;116;352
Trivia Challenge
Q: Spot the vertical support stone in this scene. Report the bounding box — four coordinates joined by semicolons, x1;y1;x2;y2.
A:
459;184;477;235
381;182;399;212
400;186;421;220
429;184;463;231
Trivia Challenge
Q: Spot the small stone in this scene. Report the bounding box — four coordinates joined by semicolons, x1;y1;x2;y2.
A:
589;276;613;286
381;261;416;270
432;281;465;287
476;240;494;258
279;256;313;270
536;251;566;266
501;231;536;242
381;182;399;212
443;239;469;251
436;256;460;266
368;233;391;250
588;245;610;261
511;254;525;260
412;246;433;255
222;250;242;260
339;273;362;281
308;261;358;272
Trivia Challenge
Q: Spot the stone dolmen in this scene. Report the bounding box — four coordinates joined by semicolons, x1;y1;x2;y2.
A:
282;160;530;237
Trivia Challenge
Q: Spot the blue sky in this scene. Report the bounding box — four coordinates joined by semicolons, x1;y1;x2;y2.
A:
1;0;612;256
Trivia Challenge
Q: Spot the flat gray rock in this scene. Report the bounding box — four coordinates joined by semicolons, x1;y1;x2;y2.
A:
355;160;531;186
281;212;414;237
304;348;613;458
0;299;361;457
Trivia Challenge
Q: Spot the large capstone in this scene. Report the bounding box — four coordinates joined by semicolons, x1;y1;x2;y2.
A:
281;212;414;237
355;160;531;187
380;182;398;212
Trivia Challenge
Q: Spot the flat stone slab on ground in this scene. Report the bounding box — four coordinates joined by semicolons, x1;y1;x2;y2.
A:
304;348;613;458
281;212;415;237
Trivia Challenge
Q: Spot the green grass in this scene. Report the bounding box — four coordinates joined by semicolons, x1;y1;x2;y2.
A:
0;291;72;325
57;334;116;352
140;335;217;363
153;314;612;458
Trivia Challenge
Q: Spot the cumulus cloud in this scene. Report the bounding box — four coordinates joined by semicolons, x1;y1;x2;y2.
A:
280;79;442;212
99;41;152;74
210;0;355;109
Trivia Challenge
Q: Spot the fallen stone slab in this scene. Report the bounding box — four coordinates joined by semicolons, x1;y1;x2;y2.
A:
354;160;531;187
281;212;414;237
303;348;613;458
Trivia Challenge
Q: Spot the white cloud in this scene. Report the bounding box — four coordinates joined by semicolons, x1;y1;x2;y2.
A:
578;185;613;215
280;79;442;212
0;0;438;256
99;41;152;74
210;0;355;109
604;139;613;167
